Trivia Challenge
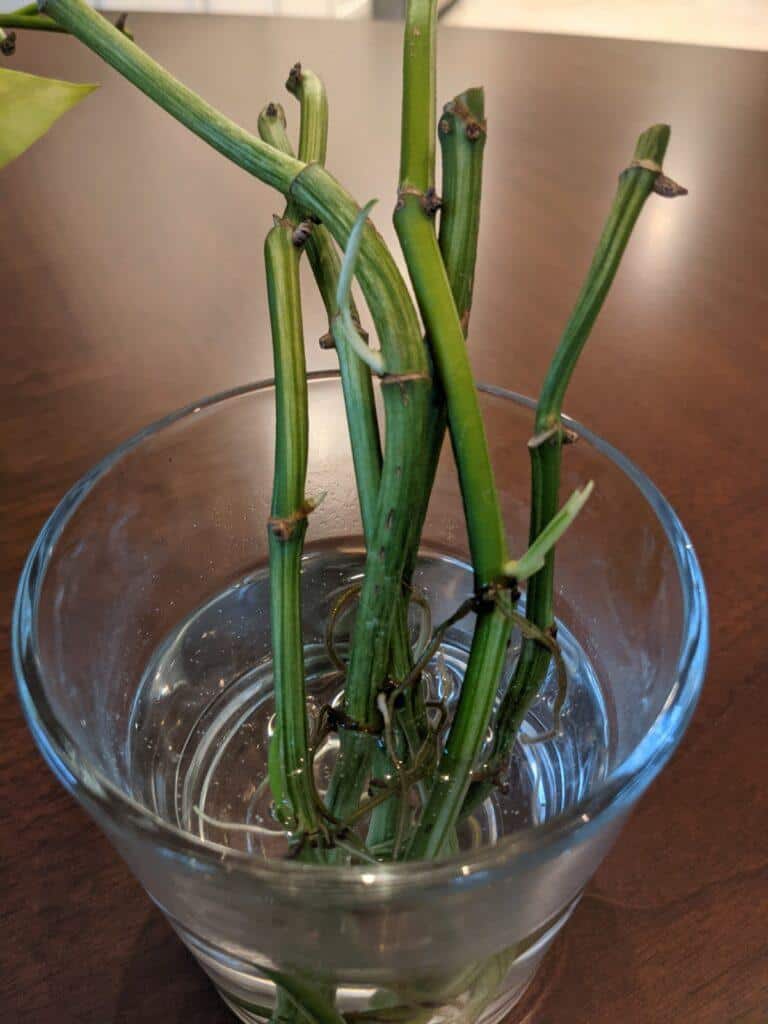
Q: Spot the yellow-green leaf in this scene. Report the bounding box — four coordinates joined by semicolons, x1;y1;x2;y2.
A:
504;480;595;582
0;66;96;170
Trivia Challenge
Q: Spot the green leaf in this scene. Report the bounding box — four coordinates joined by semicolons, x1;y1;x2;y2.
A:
0;66;96;169
505;481;595;582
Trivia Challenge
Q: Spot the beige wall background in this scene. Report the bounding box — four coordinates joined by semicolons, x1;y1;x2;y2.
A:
1;1;765;50
443;1;768;51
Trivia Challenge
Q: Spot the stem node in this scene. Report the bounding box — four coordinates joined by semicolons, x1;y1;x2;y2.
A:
291;219;315;247
286;61;303;94
653;173;688;198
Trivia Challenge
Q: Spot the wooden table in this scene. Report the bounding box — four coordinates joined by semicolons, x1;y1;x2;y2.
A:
2;14;766;1023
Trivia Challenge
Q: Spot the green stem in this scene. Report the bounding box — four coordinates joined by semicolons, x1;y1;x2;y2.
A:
368;1;443;847
259;100;385;548
260;85;330;872
463;124;677;814
365;743;401;848
257;102;307;226
394;0;510;861
290;172;428;822
395;0;506;590
259;86;395;866
0;13;66;32
381;89;488;850
43;0;302;192
437;91;486;327
0;9;133;38
286;62;328;168
382;89;487;846
398;13;487;715
305;228;383;539
271;987;302;1024
258;99;416;842
265;220;319;838
395;208;506;584
259;967;345;1024
402;86;487;588
398;0;437;191
40;8;430;825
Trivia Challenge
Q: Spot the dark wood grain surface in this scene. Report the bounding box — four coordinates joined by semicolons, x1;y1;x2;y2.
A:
2;14;767;1023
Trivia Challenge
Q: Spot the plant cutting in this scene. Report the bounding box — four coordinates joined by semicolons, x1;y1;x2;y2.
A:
7;2;707;1022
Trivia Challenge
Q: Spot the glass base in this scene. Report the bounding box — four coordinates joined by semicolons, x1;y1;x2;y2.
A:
200;895;578;1024
218;988;532;1024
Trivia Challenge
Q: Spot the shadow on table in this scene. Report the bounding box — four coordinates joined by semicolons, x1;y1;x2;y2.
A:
115;909;231;1023
512;889;634;1023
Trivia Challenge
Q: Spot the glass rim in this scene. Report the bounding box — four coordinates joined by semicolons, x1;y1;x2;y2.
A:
12;370;709;892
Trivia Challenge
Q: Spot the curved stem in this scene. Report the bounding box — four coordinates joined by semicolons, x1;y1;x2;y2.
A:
40;0;421;539
395;1;510;861
395;1;505;590
260;100;397;851
259;98;416;842
379;87;488;851
43;0;431;829
374;11;491;855
402;85;487;586
259;95;328;862
258;100;384;549
257;102;306;227
395;209;506;586
367;0;441;831
43;0;302;192
290;166;429;821
383;87;488;846
262;75;347;862
463;125;677;814
0;13;65;32
0;10;132;38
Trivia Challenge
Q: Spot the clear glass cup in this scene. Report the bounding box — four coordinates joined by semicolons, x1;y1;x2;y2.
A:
13;372;708;1022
